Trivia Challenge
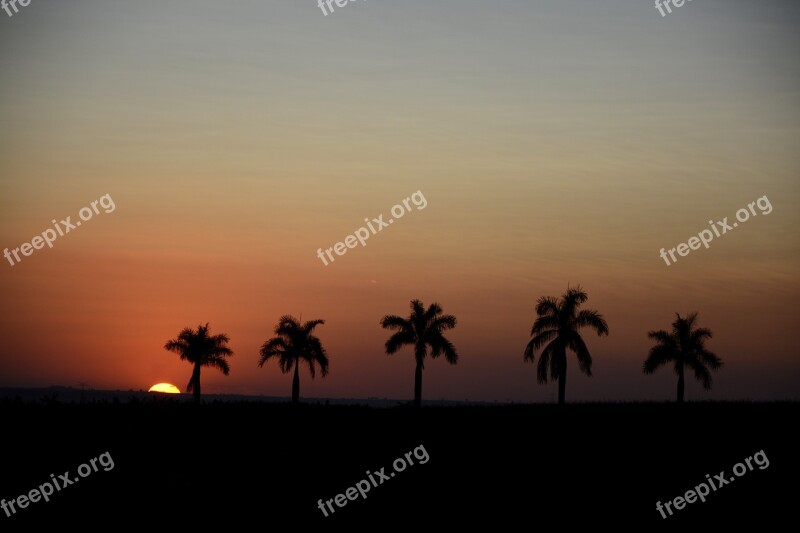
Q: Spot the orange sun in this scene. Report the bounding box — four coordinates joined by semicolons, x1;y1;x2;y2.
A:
148;383;181;394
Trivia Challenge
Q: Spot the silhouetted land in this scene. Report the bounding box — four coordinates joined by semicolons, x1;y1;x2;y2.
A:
1;396;796;528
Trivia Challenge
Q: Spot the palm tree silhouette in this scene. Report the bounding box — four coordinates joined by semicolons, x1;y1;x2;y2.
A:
523;286;609;405
643;312;723;403
164;323;233;404
258;315;329;404
380;299;458;407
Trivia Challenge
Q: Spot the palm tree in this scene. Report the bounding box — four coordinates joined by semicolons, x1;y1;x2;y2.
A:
643;312;723;403
164;323;233;404
380;299;458;407
523;286;609;405
258;315;329;404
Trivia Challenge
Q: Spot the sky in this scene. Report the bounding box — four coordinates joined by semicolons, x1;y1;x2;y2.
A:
0;0;798;402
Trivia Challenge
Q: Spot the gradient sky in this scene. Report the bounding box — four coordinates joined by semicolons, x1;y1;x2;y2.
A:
1;0;798;401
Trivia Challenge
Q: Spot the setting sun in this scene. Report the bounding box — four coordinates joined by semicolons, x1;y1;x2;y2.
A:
148;383;181;394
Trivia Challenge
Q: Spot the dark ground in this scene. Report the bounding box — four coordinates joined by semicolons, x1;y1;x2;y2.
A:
0;398;796;529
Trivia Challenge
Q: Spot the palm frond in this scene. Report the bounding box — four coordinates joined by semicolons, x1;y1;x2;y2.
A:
164;339;191;359
697;347;723;370
647;329;672;343
428;314;457;332
528;329;558;353
206;341;233;358
534;296;559;318
205;356;230;376
567;331;593;376
410;299;426;318
279;356;295;374
564;285;589;305
275;315;301;335
561;286;588;318
258;338;288;367
306;337;329;378
643;344;675;374
423;302;444;324
686;358;713;389
385;330;415;354
306;357;316;379
380;315;411;331
303;319;325;333
537;340;560;384
574;309;609;336
429;337;458;364
531;315;559;336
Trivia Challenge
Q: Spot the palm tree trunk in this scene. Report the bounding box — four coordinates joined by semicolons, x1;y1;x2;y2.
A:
292;358;300;404
414;358;423;407
557;352;566;405
191;363;201;404
676;362;685;403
